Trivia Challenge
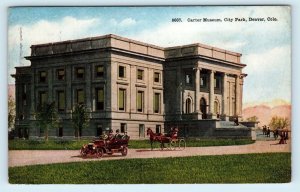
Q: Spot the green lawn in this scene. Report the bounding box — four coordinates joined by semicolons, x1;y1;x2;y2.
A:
9;138;254;150
9;153;290;184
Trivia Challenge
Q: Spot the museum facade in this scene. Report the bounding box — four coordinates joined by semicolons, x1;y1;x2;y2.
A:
13;34;252;139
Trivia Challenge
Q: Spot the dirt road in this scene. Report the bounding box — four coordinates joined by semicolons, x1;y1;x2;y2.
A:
9;140;291;167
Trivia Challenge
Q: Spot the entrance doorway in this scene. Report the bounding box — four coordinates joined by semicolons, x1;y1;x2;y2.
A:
200;98;207;119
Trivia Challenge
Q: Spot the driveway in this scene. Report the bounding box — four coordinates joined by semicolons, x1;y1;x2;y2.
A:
9;140;291;167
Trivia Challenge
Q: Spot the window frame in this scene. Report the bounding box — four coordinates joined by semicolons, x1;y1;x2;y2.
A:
75;67;85;79
118;88;126;111
155;125;161;134
121;123;127;133
57;90;65;112
139;124;145;138
153;92;161;114
185;73;192;85
137;69;144;80
95;87;104;110
95;65;104;78
137;90;144;112
118;65;126;78
76;89;85;105
58;126;63;137
154;72;160;83
39;71;47;83
56;68;65;81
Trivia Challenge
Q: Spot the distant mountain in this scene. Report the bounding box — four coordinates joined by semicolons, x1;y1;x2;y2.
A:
242;104;291;127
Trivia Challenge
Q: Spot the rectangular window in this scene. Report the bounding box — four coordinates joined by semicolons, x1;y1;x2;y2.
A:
77;89;84;104
39;91;47;105
96;88;104;110
137;69;144;80
156;125;161;134
95;66;104;78
154;72;160;83
118;89;126;111
39;71;47;83
76;67;84;79
58;126;63;137
39;127;44;137
57;91;65;111
137;91;144;112
185;74;192;85
121;123;127;133
214;76;221;89
139;124;145;138
200;76;207;88
96;124;102;137
154;93;161;113
57;69;65;80
119;66;125;78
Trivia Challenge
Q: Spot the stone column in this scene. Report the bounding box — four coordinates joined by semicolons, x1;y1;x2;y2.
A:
209;70;215;118
176;66;182;114
66;65;72;116
239;77;244;115
48;68;53;102
222;73;228;117
235;75;241;116
194;67;200;112
30;69;35;119
85;64;92;110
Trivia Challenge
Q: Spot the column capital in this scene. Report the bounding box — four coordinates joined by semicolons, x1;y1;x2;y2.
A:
193;66;202;71
235;74;243;79
210;70;216;74
223;72;228;76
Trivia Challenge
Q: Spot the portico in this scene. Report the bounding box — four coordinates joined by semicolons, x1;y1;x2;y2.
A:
163;43;246;122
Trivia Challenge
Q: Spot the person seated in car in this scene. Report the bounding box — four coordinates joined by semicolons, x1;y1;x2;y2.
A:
106;129;114;142
114;129;121;139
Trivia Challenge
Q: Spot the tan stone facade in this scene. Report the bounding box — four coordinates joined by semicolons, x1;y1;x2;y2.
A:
13;34;249;140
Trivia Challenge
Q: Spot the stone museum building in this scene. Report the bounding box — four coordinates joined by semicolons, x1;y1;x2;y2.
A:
12;34;252;139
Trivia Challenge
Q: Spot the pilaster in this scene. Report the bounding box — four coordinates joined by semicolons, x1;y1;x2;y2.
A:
209;70;216;119
194;67;200;112
222;73;228;117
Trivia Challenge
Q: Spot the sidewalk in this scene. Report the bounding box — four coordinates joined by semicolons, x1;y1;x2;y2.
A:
9;140;291;167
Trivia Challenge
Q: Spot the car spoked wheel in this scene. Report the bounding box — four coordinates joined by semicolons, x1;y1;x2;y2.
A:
95;148;103;158
121;146;128;156
80;147;87;157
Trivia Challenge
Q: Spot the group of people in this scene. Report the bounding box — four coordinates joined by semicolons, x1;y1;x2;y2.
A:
262;125;289;144
165;127;179;139
262;125;271;137
101;129;128;141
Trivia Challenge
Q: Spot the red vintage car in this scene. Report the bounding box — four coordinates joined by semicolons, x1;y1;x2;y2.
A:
80;135;130;158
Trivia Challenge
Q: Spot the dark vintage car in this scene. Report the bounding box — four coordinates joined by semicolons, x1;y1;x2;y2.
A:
80;135;130;158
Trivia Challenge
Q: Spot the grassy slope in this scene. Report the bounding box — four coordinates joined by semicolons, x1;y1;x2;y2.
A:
9;153;291;184
9;139;254;150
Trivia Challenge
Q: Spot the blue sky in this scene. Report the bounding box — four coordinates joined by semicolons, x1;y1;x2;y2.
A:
7;6;291;107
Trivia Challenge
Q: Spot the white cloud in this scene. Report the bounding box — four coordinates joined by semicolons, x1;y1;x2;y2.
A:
243;45;291;75
9;16;99;50
242;45;291;103
8;16;100;78
131;6;290;53
119;18;136;27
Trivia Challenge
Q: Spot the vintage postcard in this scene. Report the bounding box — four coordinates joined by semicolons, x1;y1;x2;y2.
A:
8;6;291;184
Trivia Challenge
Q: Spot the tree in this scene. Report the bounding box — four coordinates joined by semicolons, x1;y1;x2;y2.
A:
72;104;90;139
246;116;259;122
269;116;290;130
35;101;59;141
8;96;16;131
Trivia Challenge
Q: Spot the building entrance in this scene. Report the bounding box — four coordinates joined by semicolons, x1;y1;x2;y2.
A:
200;98;207;119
